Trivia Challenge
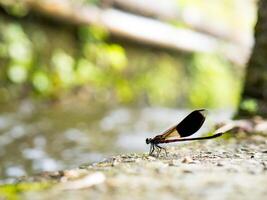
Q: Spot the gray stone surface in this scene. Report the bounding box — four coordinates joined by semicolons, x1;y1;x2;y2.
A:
21;137;267;200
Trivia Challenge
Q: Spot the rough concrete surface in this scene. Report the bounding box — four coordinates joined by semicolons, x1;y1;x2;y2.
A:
4;136;267;200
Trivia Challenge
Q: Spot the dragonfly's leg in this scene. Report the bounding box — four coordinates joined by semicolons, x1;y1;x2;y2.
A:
156;146;161;157
156;145;167;157
157;148;161;157
162;147;168;156
149;144;155;156
149;144;153;155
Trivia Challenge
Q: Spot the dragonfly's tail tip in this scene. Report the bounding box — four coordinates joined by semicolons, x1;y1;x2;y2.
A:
215;132;224;137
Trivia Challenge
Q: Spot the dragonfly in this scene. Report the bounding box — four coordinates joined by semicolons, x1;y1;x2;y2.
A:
145;109;223;157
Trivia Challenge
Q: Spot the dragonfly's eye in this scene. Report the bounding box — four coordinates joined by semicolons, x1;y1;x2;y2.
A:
146;138;151;144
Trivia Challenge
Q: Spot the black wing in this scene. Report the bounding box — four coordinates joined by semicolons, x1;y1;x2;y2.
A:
160;109;206;140
176;109;206;137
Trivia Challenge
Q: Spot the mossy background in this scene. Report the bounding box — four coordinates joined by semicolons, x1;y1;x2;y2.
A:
0;0;252;108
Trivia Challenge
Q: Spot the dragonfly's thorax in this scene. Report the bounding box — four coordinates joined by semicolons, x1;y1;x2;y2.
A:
146;135;163;144
150;135;163;144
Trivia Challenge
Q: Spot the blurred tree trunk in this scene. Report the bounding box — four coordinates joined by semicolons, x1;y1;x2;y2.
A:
238;0;267;117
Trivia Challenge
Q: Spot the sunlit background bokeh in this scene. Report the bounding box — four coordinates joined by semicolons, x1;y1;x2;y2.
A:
0;0;256;182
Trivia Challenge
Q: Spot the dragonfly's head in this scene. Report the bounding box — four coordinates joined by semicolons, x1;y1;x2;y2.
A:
146;138;152;144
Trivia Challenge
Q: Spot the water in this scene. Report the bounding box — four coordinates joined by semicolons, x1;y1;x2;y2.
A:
0;101;233;183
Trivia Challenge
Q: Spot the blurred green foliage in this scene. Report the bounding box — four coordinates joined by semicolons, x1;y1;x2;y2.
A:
0;9;241;108
239;98;259;114
188;54;241;108
0;182;52;200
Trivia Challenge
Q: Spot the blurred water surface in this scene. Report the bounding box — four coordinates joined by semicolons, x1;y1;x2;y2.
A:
0;101;233;183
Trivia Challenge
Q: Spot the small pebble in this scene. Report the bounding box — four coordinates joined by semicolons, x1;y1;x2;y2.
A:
217;162;224;167
121;154;129;159
261;162;267;171
169;160;180;166
147;156;156;161
182;169;193;174
181;156;193;164
112;160;119;166
241;148;250;152
192;160;200;164
234;154;241;158
63;169;87;179
123;158;136;163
